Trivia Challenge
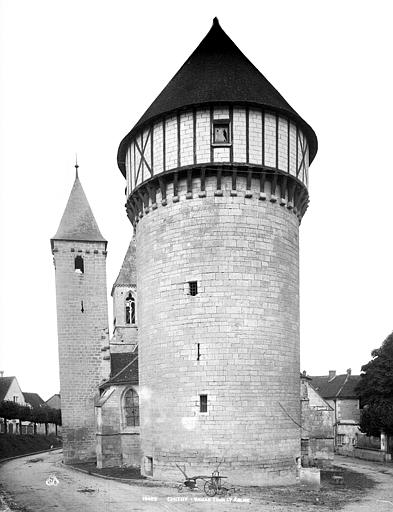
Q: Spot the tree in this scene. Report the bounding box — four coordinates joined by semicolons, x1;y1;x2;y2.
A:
17;405;32;434
356;331;393;436
48;408;61;436
0;400;21;433
33;406;50;435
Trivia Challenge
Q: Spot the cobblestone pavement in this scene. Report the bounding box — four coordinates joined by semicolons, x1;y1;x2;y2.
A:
0;450;392;512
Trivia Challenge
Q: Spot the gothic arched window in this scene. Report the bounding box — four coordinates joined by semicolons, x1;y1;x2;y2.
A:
124;388;139;427
74;255;84;274
125;291;136;324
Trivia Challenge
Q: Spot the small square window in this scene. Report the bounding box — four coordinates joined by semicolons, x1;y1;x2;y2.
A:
189;281;198;296
212;121;231;145
200;394;208;413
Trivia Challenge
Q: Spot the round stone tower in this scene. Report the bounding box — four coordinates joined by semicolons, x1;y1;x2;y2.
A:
117;18;317;484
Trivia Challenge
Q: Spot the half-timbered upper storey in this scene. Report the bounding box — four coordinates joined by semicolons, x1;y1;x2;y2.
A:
123;106;311;196
117;18;317;219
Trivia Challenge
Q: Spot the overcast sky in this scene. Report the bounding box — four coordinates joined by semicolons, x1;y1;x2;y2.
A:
1;0;392;400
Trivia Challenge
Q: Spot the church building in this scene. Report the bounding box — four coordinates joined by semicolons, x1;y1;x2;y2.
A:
51;18;317;485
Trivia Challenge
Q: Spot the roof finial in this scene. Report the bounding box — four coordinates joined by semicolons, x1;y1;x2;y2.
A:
213;17;219;26
75;154;79;179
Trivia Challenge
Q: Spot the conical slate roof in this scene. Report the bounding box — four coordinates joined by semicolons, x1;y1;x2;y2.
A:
52;174;106;245
118;18;317;174
112;239;136;293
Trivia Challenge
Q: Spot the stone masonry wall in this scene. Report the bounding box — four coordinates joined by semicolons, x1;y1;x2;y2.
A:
110;286;138;353
96;386;141;468
337;399;360;423
53;240;109;463
136;173;301;485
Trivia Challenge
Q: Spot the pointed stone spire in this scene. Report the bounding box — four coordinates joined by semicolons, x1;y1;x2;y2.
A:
52;171;106;246
112;238;136;293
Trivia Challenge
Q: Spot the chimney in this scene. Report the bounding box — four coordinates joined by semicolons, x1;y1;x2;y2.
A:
0;371;4;378
328;370;336;380
347;368;352;376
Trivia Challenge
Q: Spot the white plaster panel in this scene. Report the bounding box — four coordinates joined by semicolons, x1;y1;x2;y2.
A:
143;128;152;179
213;107;229;119
297;130;306;183
196;109;210;164
249;109;262;165
304;145;309;188
135;135;142;187
264;113;276;167
233;107;246;162
289;123;297;177
125;148;130;195
153;122;163;175
278;117;288;172
165;116;178;170
180;111;194;167
213;147;230;162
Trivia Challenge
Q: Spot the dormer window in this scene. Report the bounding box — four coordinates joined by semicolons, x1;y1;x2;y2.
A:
212;120;231;145
74;255;84;274
125;291;136;324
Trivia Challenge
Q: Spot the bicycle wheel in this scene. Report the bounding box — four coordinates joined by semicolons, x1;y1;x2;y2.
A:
204;481;217;497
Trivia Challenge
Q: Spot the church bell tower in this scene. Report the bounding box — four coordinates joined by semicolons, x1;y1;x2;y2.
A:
51;167;110;463
117;18;318;484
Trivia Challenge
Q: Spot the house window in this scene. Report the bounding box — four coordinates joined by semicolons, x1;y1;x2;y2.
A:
189;281;198;296
200;394;208;413
124;388;139;426
337;434;346;445
74;255;84;274
125;292;136;324
13;396;18;403
212;120;231;145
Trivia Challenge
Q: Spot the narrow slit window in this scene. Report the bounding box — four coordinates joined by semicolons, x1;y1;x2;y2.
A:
189;281;198;296
74;255;84;274
200;394;208;413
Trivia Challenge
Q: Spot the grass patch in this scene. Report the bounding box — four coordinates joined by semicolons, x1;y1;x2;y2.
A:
0;434;62;460
241;465;376;510
70;461;145;480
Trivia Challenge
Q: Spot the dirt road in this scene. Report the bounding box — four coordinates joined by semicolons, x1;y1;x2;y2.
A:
334;455;393;512
0;450;392;511
0;450;255;512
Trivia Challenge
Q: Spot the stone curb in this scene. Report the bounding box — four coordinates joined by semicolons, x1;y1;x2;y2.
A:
0;447;62;465
66;464;175;488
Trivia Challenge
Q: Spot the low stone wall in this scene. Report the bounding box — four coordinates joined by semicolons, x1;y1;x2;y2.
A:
353;447;391;462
